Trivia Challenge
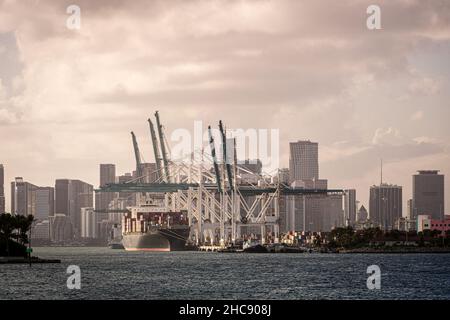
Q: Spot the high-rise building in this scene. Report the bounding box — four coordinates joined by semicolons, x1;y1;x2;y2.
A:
369;184;402;230
55;179;93;238
407;199;413;220
80;207;97;238
344;189;357;226
49;214;73;243
412;170;444;220
0;164;5;214
140;163;158;183
289;140;319;183
132;163;158;183
11;177;54;219
285;140;343;232
11;177;38;215
95;164;116;211
284;178;343;232
35;187;54;221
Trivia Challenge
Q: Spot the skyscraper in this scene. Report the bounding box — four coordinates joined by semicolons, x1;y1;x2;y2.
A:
0;164;5;214
412;170;444;220
369;184;402;230
407;199;413;220
11;177;38;215
35;187;55;221
11;177;54;219
286;140;343;232
289;140;319;183
80;207;97;239
95;164;116;211
55;179;93;238
343;189;357;226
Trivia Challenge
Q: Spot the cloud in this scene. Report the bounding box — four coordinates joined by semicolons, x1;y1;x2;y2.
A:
409;76;441;95
0;0;449;212
410;110;424;120
372;127;406;146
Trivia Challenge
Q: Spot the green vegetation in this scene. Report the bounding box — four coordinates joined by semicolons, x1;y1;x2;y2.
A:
326;226;450;249
0;213;35;257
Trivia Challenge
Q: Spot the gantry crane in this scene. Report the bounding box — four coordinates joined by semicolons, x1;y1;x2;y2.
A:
155;111;171;183
148;118;163;182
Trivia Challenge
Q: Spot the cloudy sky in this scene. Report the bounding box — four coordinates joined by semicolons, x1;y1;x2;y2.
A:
0;0;449;212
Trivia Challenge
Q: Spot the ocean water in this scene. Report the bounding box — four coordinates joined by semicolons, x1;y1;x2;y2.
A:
1;247;450;300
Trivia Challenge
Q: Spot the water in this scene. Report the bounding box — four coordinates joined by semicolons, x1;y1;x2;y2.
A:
1;247;450;299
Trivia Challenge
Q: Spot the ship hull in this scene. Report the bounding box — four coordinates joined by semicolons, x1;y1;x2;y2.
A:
122;228;190;252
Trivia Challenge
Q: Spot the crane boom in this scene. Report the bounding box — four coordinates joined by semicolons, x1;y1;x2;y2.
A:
155;111;171;183
219;120;233;191
148;118;162;181
131;131;143;182
208;125;222;194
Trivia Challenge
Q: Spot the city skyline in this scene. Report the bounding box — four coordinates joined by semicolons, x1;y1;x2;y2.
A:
0;141;447;220
1;0;450;213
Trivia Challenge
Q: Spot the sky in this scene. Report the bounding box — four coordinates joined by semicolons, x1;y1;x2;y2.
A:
0;0;449;213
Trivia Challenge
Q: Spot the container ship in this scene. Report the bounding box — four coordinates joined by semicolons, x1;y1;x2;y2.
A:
121;199;191;252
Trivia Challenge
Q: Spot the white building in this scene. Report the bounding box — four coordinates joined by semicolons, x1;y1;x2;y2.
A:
81;207;97;238
417;215;432;232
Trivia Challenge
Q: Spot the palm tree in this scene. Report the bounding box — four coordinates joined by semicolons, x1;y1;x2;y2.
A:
14;214;34;245
0;213;16;257
1;213;35;256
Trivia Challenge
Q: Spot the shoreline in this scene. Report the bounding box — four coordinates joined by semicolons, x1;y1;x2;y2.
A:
0;256;61;264
338;248;450;254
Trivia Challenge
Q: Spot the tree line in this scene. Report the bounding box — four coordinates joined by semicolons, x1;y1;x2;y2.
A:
0;213;35;256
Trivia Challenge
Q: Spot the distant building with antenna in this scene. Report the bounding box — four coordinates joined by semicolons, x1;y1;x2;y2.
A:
369;184;402;230
369;159;402;230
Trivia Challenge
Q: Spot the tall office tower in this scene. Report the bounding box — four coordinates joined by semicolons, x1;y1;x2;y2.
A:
289;140;319;183
285;178;343;232
131;163;158;183
343;189;357;226
407;199;413;220
140;163;158;183
277;168;291;233
55;179;93;238
285;193;343;232
35;187;54;221
369;184;402;230
0;164;5;214
412;170;444;220
286;140;343;232
95;164;116;211
80;207;97;239
11;177;38;215
49;214;73;242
